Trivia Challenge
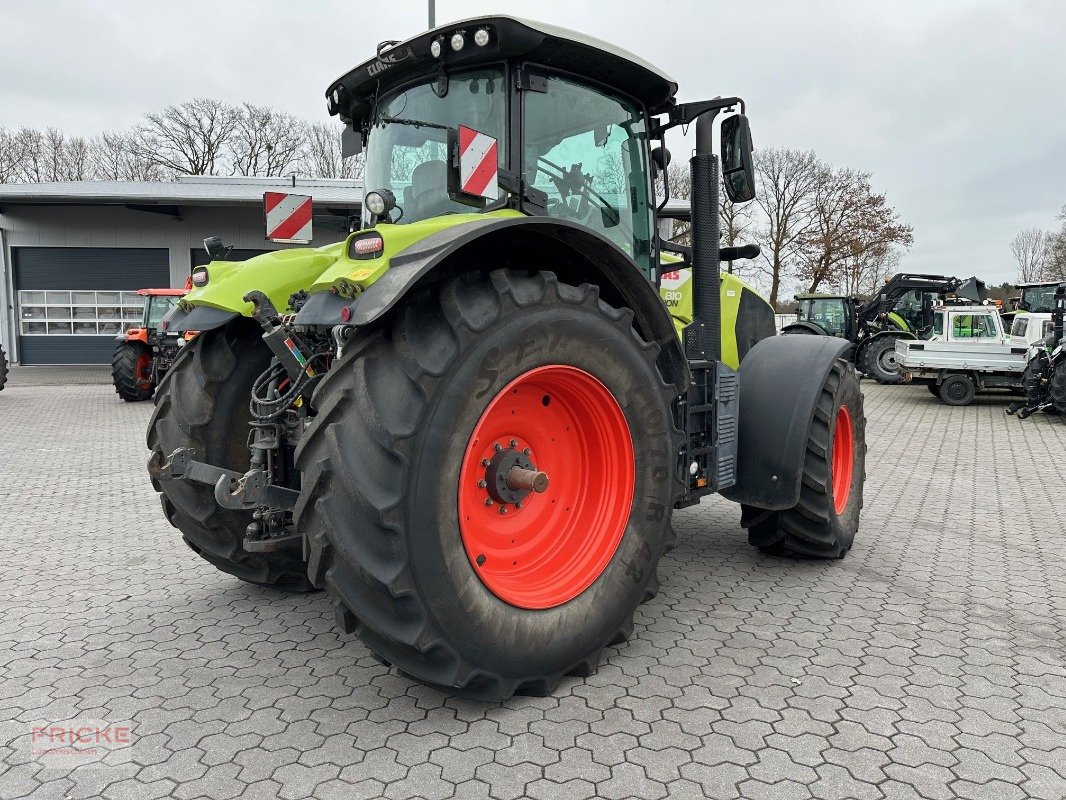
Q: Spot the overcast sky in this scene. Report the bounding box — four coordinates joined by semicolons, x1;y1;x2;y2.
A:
2;0;1064;285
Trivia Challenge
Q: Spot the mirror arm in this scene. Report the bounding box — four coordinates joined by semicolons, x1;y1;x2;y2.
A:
653;96;746;135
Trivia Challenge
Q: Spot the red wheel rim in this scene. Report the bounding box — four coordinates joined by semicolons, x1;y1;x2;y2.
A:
831;405;854;516
134;352;153;390
458;365;635;610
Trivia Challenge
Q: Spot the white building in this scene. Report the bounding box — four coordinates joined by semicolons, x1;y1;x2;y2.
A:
0;176;361;365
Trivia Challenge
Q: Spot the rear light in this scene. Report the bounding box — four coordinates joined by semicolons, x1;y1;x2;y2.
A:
191;269;209;286
350;234;384;258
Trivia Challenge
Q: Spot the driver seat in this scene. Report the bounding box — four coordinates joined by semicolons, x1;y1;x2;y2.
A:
403;160;450;220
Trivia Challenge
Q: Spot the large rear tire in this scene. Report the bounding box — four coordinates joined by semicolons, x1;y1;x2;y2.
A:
295;270;681;700
862;336;903;384
0;345;7;391
147;320;313;591
744;360;866;559
112;341;155;402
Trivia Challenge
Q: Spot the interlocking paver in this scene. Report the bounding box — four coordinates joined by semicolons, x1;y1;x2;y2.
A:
1;373;1064;800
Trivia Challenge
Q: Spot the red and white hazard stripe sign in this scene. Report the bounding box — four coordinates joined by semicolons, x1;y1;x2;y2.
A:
264;192;313;244
458;125;499;200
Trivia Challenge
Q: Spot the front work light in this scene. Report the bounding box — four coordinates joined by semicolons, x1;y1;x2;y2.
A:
451;32;465;51
430;38;443;58
364;188;396;217
474;28;490;47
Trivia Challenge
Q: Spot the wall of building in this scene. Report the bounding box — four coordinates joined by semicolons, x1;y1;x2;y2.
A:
0;204;347;363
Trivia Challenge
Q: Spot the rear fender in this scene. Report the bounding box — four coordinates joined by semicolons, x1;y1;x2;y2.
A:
170;245;343;332
857;328;915;361
719;335;850;510
780;321;829;336
297;216;690;392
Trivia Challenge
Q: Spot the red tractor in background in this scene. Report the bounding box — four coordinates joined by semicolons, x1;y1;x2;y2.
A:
111;288;190;402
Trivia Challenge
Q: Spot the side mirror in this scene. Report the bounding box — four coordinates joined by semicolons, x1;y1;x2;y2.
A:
651;146;671;177
721;114;755;203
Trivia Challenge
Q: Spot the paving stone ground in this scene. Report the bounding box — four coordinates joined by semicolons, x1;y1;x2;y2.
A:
0;368;1063;800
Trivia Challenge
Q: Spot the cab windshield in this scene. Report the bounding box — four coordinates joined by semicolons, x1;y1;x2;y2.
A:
362;67;507;227
798;298;847;336
1020;285;1056;313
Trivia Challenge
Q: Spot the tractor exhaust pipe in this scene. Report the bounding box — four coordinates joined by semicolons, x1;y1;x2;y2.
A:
688;114;721;362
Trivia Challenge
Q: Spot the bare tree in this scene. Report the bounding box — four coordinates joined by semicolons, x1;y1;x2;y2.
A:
1038;208;1066;281
88;131;164;181
752;147;820;307
1009;228;1049;283
0;126;25;182
839;245;902;296
132;98;239;176
229;103;306;176
796;166;913;293
298;122;365;180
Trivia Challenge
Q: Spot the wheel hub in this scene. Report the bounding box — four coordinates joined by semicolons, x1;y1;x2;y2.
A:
482;445;549;505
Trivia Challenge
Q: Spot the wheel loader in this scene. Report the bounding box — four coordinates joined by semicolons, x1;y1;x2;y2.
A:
785;273;986;384
149;16;868;700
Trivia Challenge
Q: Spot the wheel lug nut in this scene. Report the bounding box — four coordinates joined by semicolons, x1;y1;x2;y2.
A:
523;448;531;455
509;439;518;448
493;443;503;452
515;502;522;509
484;498;493;506
498;506;508;514
481;458;490;467
477;480;487;488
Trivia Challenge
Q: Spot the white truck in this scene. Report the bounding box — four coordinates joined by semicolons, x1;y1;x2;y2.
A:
896;305;1054;405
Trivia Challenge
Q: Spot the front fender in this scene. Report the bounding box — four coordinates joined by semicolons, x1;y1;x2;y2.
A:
719;335;850;510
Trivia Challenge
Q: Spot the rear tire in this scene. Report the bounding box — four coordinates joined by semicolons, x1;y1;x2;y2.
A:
112;342;155;402
0;345;7;391
862;336;903;384
926;382;940;396
938;373;976;406
295;270;681;700
744;359;866;559
147;320;313;591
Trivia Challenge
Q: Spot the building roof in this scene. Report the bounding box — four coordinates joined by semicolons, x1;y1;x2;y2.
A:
0;175;363;209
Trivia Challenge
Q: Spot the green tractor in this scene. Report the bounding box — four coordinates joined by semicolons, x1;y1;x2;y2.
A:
149;16;867;700
785;273;986;383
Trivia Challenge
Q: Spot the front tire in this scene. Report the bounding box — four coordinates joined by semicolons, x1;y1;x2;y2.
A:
295;270;681;700
112;341;155;401
862;336;903;384
147;320;313;591
744;360;866;559
1050;360;1066;413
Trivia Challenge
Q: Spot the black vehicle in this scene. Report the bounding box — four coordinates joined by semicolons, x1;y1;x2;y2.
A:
784;273;986;383
1009;282;1066;419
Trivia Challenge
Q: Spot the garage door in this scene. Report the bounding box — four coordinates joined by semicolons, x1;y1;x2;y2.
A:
14;247;170;365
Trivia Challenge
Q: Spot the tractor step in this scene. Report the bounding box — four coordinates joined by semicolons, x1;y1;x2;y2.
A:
677;360;739;507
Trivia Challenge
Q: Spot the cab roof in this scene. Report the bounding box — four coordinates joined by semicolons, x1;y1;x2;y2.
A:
795;293;847;300
328;16;679;124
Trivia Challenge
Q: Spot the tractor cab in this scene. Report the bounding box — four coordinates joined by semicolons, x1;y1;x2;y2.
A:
794;294;853;338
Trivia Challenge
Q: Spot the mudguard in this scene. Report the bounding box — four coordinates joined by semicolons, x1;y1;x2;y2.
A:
780;321;829;336
719;334;850;510
855;327;916;363
297;216;690;390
